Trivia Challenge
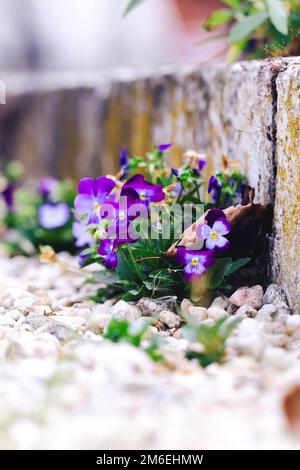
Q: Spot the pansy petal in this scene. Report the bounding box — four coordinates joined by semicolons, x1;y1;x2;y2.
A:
103;252;118;270
78;178;95;196
176;247;189;265
196;223;211;241
205;237;218;250
95;177;116;199
213;218;231;236
38;203;70;230
215;235;229;250
184;263;206;281
98;239;114;256
120;147;128;168
74;194;93;215
123;174;146;191
198;159;206;172
72;222;94;248
158;143;173;152
205;208;226;227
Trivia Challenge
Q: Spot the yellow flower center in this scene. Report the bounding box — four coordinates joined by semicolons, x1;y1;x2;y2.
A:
119;212;126;221
93;202;101;211
191;259;199;266
211;232;218;239
139;191;147;201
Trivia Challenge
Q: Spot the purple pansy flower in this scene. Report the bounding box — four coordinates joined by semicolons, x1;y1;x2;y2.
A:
101;188;142;242
197;217;231;251
38;177;57;198
98;239;119;270
208;175;222;204
176;248;215;282
198;159;206;172
122;174;165;205
74;177;116;223
205;208;226;227
72;221;94;248
2;184;14;210
158;143;173;152
38;203;70;230
119;147;129;169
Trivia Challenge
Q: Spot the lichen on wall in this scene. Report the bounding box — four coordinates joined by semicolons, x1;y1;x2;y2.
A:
273;66;300;312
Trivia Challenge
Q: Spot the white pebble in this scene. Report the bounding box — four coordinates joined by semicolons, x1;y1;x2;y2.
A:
210;296;229;310
258;304;276;317
263;347;291;369
0;313;16;327
111;301;141;321
188;306;208;322
86;313;111;333
158;310;181;328
207;307;229;321
235;305;257;318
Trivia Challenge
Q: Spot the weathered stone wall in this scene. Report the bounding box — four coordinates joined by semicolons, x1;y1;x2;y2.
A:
272;61;300;312
1;60;300;311
0;64;275;204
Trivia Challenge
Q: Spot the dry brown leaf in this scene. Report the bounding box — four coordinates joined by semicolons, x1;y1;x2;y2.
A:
283;385;300;434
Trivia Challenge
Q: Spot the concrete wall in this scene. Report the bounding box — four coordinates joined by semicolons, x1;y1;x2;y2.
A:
1;59;300;311
272;61;300;312
0;63;276;206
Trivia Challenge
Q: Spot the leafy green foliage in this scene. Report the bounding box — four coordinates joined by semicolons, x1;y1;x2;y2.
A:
184;316;240;367
124;0;300;60
229;12;269;43
123;0;147;16
206;257;251;291
0;162;77;255
104;318;163;361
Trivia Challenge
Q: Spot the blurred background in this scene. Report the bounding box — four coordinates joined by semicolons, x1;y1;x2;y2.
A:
0;0;224;71
0;0;225;179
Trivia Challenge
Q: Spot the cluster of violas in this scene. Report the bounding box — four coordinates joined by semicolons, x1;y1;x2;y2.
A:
0;147;244;283
73;145;238;282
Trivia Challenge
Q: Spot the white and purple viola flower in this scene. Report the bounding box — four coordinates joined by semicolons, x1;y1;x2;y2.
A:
196;209;231;251
72;221;95;248
38;177;58;198
176;248;215;282
74;177;116;224
38;203;70;230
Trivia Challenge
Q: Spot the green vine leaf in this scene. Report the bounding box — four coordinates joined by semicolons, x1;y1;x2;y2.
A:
267;0;289;35
124;0;147;16
229;12;268;42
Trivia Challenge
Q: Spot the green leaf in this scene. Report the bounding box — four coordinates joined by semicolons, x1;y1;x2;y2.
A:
208;258;233;290
267;0;289;35
229;12;268;42
222;0;241;9
123;0;147;16
229;257;251;274
204;9;234;31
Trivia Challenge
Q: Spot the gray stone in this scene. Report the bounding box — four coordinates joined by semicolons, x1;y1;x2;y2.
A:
158;310;181;329
229;286;263;310
262;284;288;306
207;307;229;321
257;304;277;317
235;305;257;318
20;315;76;343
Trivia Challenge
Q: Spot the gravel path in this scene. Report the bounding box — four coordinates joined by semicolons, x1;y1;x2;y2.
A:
0;253;300;450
